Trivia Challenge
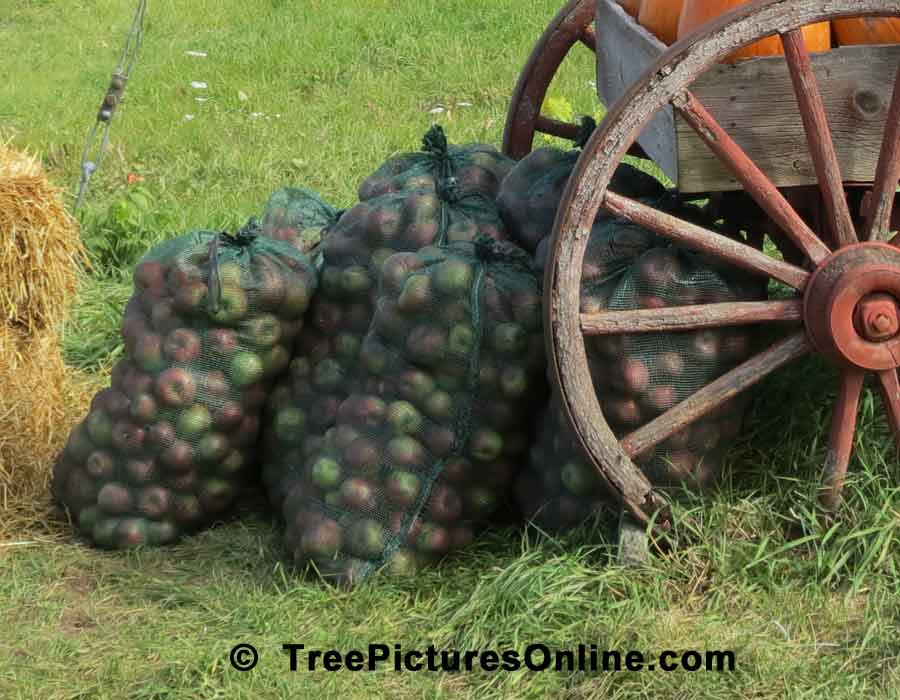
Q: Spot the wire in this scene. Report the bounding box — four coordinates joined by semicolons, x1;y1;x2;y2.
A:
74;0;148;213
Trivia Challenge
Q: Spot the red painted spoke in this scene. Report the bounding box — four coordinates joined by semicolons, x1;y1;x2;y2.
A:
580;23;597;51
877;369;900;451
581;299;803;335
535;115;582;141
865;65;900;242
820;370;865;511
621;332;811;459
604;192;811;290
675;91;831;264
781;30;857;248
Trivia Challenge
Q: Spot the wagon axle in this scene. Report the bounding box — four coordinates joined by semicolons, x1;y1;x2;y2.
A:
805;243;900;371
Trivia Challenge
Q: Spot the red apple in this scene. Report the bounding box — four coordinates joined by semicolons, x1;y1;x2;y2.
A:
133;333;167;373
137;486;172;520
147;421;176;453
173;281;208;314
150;300;180;335
213;401;244;430
163;328;202;363
155;368;197;408
122;369;154;399
129;393;158;424
202;370;230;398
167;259;204;289
252;253;287;310
111;421;145;454
161;440;194;472
207;328;239;358
134;260;167;297
97;483;134;516
85;450;116;479
125;457;158;484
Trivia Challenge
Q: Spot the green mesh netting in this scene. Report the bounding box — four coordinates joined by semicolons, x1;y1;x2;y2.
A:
51;222;317;549
279;239;545;586
515;394;614;532
260;131;510;512
260;186;342;255
498;124;665;253
358;125;514;201
516;202;766;530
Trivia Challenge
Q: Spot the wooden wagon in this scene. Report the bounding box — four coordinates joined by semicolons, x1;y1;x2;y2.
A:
503;0;900;555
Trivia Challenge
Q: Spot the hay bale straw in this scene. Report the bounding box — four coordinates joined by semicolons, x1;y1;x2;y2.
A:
0;324;98;537
0;142;87;331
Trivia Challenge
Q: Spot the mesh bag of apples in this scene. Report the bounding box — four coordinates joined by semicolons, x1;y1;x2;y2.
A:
260;186;343;256
516;205;766;531
497;122;665;255
279;238;545;586
260;127;514;511
51;224;317;549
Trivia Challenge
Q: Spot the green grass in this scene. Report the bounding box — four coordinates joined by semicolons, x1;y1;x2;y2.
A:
2;1;900;698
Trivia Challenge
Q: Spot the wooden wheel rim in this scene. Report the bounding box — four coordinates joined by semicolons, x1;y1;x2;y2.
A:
503;0;597;160
546;0;900;530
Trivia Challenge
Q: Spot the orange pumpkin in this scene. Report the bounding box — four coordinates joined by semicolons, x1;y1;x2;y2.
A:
678;0;831;62
616;0;642;18
834;17;900;45
638;0;684;45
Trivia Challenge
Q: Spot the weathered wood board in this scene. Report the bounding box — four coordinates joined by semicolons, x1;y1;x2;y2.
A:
596;0;678;183
596;0;900;194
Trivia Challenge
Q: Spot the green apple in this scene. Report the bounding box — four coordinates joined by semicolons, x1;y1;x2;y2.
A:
346;518;387;559
274;407;306;444
386;548;418;576
229;351;264;388
424;390;454;421
387;401;423;435
310;456;342;490
243;313;282;348
432;259;473;297
397;275;432;313
492;323;527;355
196;433;230;464
86;410;114;447
280;280;312;319
260;344;291;377
177;405;212;439
468;428;504;462
384;470;421;508
209;283;249;325
216;261;244;287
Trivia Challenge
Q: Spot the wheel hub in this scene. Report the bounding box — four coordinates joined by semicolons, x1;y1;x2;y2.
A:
804;243;900;370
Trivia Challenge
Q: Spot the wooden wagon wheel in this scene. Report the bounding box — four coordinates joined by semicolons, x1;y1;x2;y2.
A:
503;0;599;159
547;0;900;533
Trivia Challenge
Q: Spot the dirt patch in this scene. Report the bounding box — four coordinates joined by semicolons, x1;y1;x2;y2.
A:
59;607;97;634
